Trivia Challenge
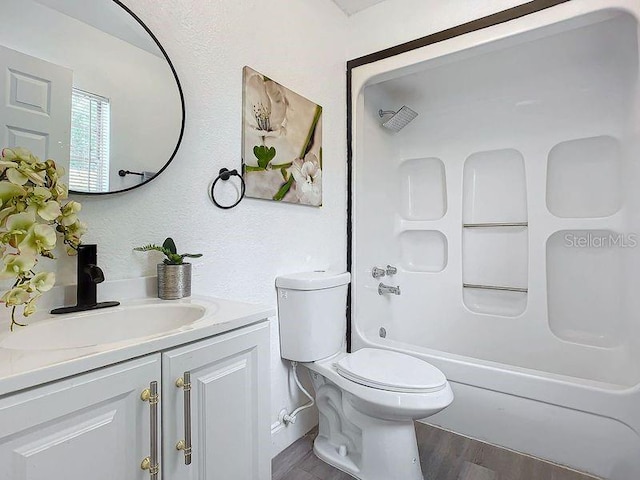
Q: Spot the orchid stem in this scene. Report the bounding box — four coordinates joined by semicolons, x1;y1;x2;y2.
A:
9;306;26;332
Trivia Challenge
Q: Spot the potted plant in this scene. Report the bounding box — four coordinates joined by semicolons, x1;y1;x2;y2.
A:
0;147;85;330
134;238;202;299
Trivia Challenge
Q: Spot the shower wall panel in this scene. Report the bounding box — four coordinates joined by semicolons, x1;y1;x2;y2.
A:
354;9;640;387
352;4;640;477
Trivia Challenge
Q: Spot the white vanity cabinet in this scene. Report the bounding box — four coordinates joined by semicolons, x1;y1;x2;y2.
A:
0;355;161;480
0;319;270;480
162;321;270;480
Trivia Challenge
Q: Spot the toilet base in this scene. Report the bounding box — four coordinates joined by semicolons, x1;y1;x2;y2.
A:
312;379;424;480
313;416;424;480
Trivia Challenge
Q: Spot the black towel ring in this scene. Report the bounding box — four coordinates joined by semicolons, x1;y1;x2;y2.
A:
210;168;245;209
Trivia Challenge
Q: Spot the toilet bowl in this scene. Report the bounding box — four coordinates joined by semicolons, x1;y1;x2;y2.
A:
306;349;453;480
276;271;453;480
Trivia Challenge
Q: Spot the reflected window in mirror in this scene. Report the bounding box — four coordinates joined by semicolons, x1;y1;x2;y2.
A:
69;88;111;193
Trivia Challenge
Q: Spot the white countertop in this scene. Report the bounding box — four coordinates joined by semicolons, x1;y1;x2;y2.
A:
0;296;274;397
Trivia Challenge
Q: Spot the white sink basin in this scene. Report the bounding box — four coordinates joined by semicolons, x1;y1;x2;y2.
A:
0;303;208;351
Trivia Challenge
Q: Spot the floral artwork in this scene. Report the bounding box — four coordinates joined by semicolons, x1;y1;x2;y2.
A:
242;67;322;206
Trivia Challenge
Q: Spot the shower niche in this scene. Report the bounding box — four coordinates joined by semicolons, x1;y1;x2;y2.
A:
547;230;627;347
462;149;528;316
397;157;448;273
398;157;447;220
399;230;447;272
546;136;623;218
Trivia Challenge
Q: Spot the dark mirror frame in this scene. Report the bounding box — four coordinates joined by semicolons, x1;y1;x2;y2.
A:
71;0;185;196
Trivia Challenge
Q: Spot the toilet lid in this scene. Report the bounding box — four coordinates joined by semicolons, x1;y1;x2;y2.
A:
336;348;447;394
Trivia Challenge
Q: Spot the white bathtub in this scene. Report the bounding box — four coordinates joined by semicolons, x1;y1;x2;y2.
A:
350;1;640;478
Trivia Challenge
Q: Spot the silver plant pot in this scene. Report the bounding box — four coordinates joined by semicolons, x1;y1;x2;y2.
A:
157;263;192;300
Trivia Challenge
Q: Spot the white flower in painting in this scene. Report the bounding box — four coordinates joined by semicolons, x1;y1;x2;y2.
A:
291;153;322;206
245;73;287;137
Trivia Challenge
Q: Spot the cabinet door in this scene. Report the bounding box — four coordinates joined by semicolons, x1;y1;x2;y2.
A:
0;355;161;480
162;321;270;480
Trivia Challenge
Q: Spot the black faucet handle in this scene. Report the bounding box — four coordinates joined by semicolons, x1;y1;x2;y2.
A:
86;265;105;284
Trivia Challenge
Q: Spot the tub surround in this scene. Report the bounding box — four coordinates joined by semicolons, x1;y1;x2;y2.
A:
350;1;640;478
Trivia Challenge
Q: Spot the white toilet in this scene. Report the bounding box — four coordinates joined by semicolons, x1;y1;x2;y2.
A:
276;271;454;480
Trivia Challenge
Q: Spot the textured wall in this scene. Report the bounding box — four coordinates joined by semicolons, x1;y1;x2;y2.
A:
346;0;531;59
29;0;348;456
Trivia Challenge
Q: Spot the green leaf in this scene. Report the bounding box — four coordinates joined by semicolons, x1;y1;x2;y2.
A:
273;177;294;201
163;237;177;255
280;168;288;181
253;145;276;169
299;105;322;158
182;253;203;259
133;244;167;254
244;165;265;172
270;162;292;169
165;252;183;264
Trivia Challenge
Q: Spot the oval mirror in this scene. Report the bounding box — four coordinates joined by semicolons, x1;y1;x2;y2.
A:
0;0;184;194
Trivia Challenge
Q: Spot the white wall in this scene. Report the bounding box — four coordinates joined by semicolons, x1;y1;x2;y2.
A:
346;0;531;59
59;0;346;456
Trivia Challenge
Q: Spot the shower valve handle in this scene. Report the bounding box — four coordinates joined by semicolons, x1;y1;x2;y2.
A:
372;267;386;279
386;265;398;275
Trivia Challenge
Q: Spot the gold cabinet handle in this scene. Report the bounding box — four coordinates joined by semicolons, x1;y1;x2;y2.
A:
176;371;192;465
141;381;160;478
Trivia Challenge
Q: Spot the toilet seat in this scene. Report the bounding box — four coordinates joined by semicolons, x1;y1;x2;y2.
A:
336;348;447;393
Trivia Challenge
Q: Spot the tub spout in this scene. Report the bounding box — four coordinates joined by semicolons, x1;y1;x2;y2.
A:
378;283;401;295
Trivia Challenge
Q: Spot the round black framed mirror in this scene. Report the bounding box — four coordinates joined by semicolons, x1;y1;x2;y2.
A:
0;0;185;195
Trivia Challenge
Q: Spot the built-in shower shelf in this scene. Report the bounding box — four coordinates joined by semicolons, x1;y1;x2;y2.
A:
463;283;528;293
463;222;528;228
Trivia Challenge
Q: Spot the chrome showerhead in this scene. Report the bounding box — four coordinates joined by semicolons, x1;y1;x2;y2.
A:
378;106;418;132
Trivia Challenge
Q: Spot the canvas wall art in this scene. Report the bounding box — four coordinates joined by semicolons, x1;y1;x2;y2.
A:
242;66;322;206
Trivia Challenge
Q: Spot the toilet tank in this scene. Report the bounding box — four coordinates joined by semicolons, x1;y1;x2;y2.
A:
276;271;351;362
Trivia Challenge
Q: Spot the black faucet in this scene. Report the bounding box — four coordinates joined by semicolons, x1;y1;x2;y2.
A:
51;244;120;314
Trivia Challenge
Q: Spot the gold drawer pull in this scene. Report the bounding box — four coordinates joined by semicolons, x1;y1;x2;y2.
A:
141;381;160;478
176;371;193;465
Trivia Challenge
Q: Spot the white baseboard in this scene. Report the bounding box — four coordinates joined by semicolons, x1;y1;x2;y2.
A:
270;406;318;458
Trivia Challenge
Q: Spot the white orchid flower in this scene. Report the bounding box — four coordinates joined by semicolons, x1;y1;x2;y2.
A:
30;271;55;292
1;285;31;306
0;181;26;205
2;147;38;164
245;73;287;137
23;294;41;316
19;223;57;255
0;147;87;329
63;220;87;252
291;153;322;206
6;167;28;186
5;211;36;247
60;201;81;226
0;252;37;278
28;186;61;221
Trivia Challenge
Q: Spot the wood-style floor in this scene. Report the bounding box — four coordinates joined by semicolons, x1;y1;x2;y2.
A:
272;423;600;480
